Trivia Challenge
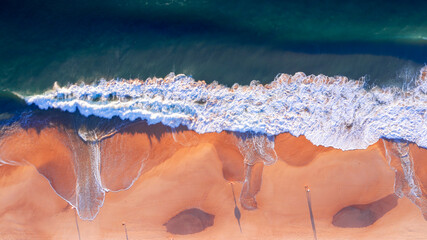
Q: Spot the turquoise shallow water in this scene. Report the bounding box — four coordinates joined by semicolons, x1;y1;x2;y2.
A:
1;0;427;93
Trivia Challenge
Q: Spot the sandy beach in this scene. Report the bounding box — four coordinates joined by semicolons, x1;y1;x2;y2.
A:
1;127;427;239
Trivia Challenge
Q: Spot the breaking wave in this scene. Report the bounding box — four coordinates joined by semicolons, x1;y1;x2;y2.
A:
26;67;427;150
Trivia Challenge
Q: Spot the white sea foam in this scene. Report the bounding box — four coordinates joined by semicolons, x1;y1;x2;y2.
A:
25;67;427;150
383;139;427;217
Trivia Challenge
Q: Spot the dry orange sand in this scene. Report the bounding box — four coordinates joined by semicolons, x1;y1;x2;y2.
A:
1;129;427;239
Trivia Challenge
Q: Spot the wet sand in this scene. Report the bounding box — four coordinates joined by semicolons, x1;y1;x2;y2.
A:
1;128;427;239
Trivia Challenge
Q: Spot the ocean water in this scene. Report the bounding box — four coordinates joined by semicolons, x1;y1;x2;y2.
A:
1;0;427;93
1;0;427;221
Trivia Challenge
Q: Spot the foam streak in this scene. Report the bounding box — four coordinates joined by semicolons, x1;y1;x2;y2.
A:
26;67;427;150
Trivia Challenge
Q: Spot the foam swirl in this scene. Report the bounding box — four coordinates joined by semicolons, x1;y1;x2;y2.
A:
26;67;427;150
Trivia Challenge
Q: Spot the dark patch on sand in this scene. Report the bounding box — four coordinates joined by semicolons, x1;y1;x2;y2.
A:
164;208;214;235
332;194;398;228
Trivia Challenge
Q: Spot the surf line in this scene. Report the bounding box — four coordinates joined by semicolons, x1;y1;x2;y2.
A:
305;185;318;240
230;182;243;233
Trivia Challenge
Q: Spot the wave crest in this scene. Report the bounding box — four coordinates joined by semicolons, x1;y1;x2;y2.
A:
26;67;427;150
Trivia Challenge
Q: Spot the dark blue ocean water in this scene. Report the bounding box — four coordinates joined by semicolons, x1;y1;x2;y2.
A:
1;0;427;93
